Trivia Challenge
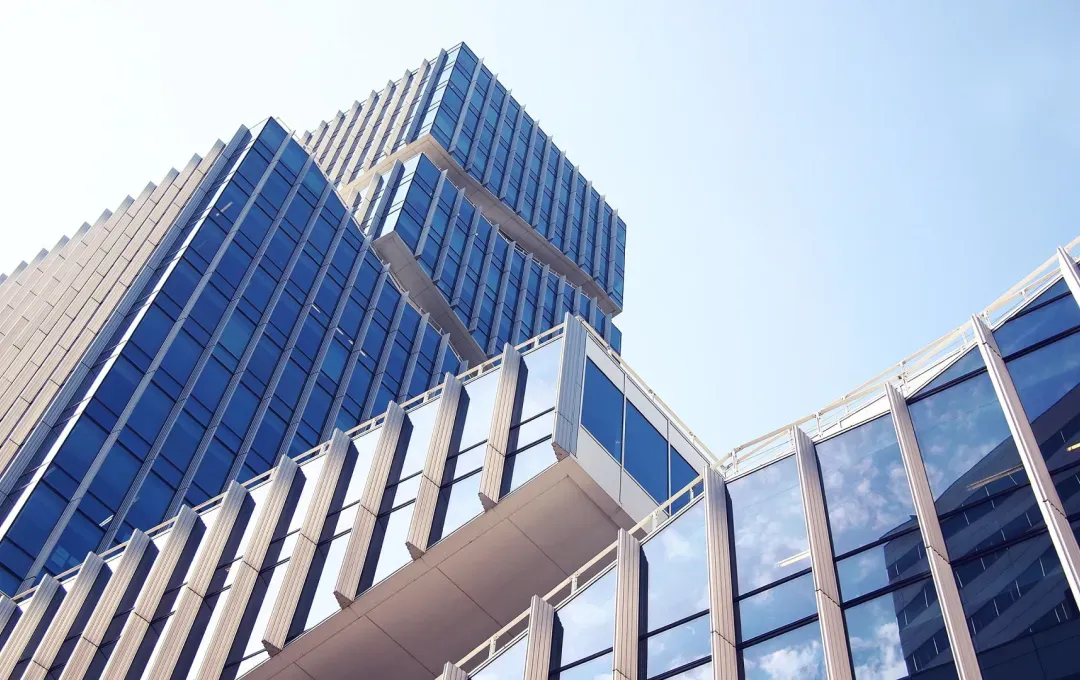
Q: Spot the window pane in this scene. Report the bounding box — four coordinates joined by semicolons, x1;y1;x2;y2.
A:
501;441;557;497
398;402;439;480
362;504;415;588
954;533;1079;677
741;620;825;680
643;613;710;679
836;532;929;602
738;572;817;642
551;652;612;679
518;338;562;421
340;429;379;509
845;578;955;679
729;456;809;593
581;359;623;461
430;473;483;543
817;415;917;556
457;370;501;452
915;349;985;396
552;569;617;668
993;295;1080;357
624;403;668;502
472;634;527;680
1010;331;1080;475
909;373;1023;515
642;500;708;631
291;532;350;636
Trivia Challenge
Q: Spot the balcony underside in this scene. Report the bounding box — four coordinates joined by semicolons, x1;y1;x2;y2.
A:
242;449;641;680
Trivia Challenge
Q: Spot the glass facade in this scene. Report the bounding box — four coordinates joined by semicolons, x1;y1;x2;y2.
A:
359;153;621;355
305;43;626;310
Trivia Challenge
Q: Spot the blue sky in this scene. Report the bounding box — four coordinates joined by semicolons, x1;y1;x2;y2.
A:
2;0;1078;454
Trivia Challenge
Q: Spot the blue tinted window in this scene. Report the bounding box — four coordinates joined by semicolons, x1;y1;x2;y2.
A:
817;415;916;556
909;373;1023;515
993;294;1080;357
741;621;824;680
915;349;985;396
1010;330;1080;475
954;533;1077;677
624;403;668;502
581;359;622;461
845;578;954;678
728;456;809;593
456;370;500;453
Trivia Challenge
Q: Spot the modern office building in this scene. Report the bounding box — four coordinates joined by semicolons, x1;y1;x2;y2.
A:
0;41;1079;680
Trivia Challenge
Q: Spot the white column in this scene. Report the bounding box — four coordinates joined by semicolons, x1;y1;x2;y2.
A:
703;467;737;679
792;427;853;680
885;383;982;679
522;594;555;680
478;345;524;509
612;529;641;680
407;374;464;555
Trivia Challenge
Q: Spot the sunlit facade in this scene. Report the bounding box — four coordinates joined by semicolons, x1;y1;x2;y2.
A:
1;40;1080;680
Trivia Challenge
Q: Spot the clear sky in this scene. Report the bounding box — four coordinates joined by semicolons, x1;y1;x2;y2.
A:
2;0;1078;456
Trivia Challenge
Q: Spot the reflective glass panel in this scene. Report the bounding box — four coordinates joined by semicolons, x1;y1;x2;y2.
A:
291;532;349;636
398;403;439;480
501;442;557;497
741;620;825;680
552;569;617;667
844;578;955;679
518;339;562;421
642;500;708;631
817;416;917;556
551;652;612;679
581;358;623;461
836;532;929;602
728;457;810;594
738;572;817;642
472;634;527;680
664;662;713;680
643;613;710;679
624;403;668;503
938;484;1044;560
954;533;1079;677
341;430;379;508
909;373;1023;515
993;294;1080;358
430;473;483;543
1010;330;1080;474
915;349;985;396
458;370;501;452
363;504;414;588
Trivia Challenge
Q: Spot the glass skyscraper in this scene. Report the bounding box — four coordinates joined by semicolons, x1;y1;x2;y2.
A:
0;42;1078;680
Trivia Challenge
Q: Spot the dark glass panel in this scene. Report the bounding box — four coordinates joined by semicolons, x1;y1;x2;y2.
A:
581;359;623;461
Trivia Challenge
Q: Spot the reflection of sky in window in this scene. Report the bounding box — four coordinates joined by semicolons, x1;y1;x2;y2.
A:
471;634;527;680
993;294;1080;357
663;662;713;680
554;568;617;666
914;349;985;396
908;373;1020;515
340;429;379;508
551;651;612;679
458;369;501;452
836;532;927;602
738;572;816;641
741;620;824;680
643;613;710;679
398;402;439;480
844;579;952;679
1010;331;1080;472
518;339;562;421
642;500;708;631
728;456;809;594
818;415;916;556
